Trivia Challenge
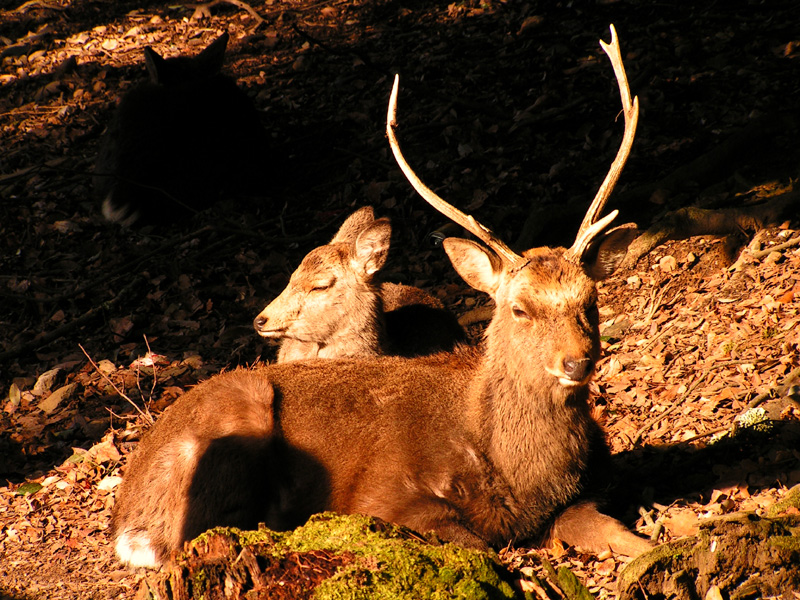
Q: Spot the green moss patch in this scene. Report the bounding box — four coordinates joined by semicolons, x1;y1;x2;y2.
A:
142;513;521;600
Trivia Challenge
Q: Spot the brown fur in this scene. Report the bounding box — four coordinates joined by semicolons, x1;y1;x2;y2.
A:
112;233;651;568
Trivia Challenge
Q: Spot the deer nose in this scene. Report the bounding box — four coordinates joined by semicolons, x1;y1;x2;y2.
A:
253;315;267;332
562;357;593;382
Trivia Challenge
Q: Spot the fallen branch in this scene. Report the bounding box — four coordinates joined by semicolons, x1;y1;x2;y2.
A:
751;235;800;260
621;190;800;269
189;0;264;27
748;366;800;409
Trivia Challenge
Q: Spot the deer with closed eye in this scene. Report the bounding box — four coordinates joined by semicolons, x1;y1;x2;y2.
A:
253;206;465;362
111;26;650;569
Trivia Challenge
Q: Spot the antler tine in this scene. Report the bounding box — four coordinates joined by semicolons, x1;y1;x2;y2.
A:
387;75;527;269
566;24;640;262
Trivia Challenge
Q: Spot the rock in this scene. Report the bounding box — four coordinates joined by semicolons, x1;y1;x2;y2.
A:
33;368;62;396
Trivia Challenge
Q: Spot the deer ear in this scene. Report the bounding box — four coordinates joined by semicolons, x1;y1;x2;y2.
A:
352;217;391;278
144;47;166;84
330;207;376;244
442;238;503;296
582;223;638;281
194;32;229;76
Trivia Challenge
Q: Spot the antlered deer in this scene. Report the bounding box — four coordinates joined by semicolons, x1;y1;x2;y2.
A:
94;33;269;225
111;26;650;569
253;206;465;361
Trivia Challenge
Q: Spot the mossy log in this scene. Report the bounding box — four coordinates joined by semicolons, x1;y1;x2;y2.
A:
137;512;522;600
619;484;800;600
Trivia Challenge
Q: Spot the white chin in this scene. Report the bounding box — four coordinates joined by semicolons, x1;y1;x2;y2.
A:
558;377;583;388
257;331;283;339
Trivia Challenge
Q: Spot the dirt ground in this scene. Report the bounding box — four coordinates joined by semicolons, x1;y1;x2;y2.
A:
1;0;799;598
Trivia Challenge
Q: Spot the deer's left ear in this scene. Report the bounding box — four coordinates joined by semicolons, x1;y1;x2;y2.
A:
582;223;638;281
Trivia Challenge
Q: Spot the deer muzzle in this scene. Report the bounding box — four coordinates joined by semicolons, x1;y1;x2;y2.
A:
545;356;595;387
253;314;285;338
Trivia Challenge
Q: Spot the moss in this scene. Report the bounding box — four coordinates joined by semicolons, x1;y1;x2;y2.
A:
618;537;696;591
189;567;209;600
210;513;519;600
767;483;800;518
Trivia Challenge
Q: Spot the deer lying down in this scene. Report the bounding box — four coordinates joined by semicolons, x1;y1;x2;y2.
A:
253;206;465;362
111;26;651;569
94;33;269;226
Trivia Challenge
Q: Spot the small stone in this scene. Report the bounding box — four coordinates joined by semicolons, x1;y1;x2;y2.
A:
33;368;62;396
659;255;677;272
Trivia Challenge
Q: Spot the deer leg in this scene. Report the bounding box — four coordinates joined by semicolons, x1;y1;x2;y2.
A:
549;501;652;557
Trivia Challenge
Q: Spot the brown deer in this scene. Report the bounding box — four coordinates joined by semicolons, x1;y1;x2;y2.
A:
253;206;465;362
111;26;650;569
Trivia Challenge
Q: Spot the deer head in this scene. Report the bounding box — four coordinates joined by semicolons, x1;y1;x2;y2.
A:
253;207;391;360
94;33;269;226
387;24;639;391
253;207;465;361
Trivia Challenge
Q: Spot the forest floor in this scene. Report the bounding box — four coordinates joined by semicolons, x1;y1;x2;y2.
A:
1;0;799;598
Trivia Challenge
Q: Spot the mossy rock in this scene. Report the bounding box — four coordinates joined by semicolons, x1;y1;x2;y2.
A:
139;512;522;600
619;487;800;600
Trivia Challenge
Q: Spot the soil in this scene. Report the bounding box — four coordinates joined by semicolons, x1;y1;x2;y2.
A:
1;1;799;599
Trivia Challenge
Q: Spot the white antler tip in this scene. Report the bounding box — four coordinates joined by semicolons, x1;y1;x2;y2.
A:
388;75;400;127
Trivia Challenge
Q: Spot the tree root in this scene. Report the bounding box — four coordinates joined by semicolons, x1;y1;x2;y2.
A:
621;190;799;269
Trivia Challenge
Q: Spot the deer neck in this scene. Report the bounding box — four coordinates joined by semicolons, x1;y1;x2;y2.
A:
471;325;595;515
317;290;389;359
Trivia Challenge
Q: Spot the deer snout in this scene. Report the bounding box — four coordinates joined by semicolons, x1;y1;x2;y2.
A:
562;357;593;383
545;354;595;387
253;314;284;338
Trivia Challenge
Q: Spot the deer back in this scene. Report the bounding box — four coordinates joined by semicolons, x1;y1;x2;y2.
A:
254;207;464;361
94;33;269;225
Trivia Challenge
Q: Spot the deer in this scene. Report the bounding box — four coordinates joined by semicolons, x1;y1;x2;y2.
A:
253;205;465;362
111;26;651;570
94;32;269;226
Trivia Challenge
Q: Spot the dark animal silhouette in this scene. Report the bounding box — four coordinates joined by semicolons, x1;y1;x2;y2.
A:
93;33;269;225
111;26;651;569
253;206;465;361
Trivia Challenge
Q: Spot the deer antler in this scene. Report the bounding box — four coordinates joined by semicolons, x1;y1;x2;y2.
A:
386;76;528;269
564;24;639;263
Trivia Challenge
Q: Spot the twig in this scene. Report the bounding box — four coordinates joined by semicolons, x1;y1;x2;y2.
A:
632;371;709;446
13;0;64;13
79;344;153;425
750;235;800;260
679;425;729;444
142;335;159;402
748;365;800;408
640;318;677;351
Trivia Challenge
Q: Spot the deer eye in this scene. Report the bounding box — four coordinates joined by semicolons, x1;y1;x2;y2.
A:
310;279;335;292
511;305;531;321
